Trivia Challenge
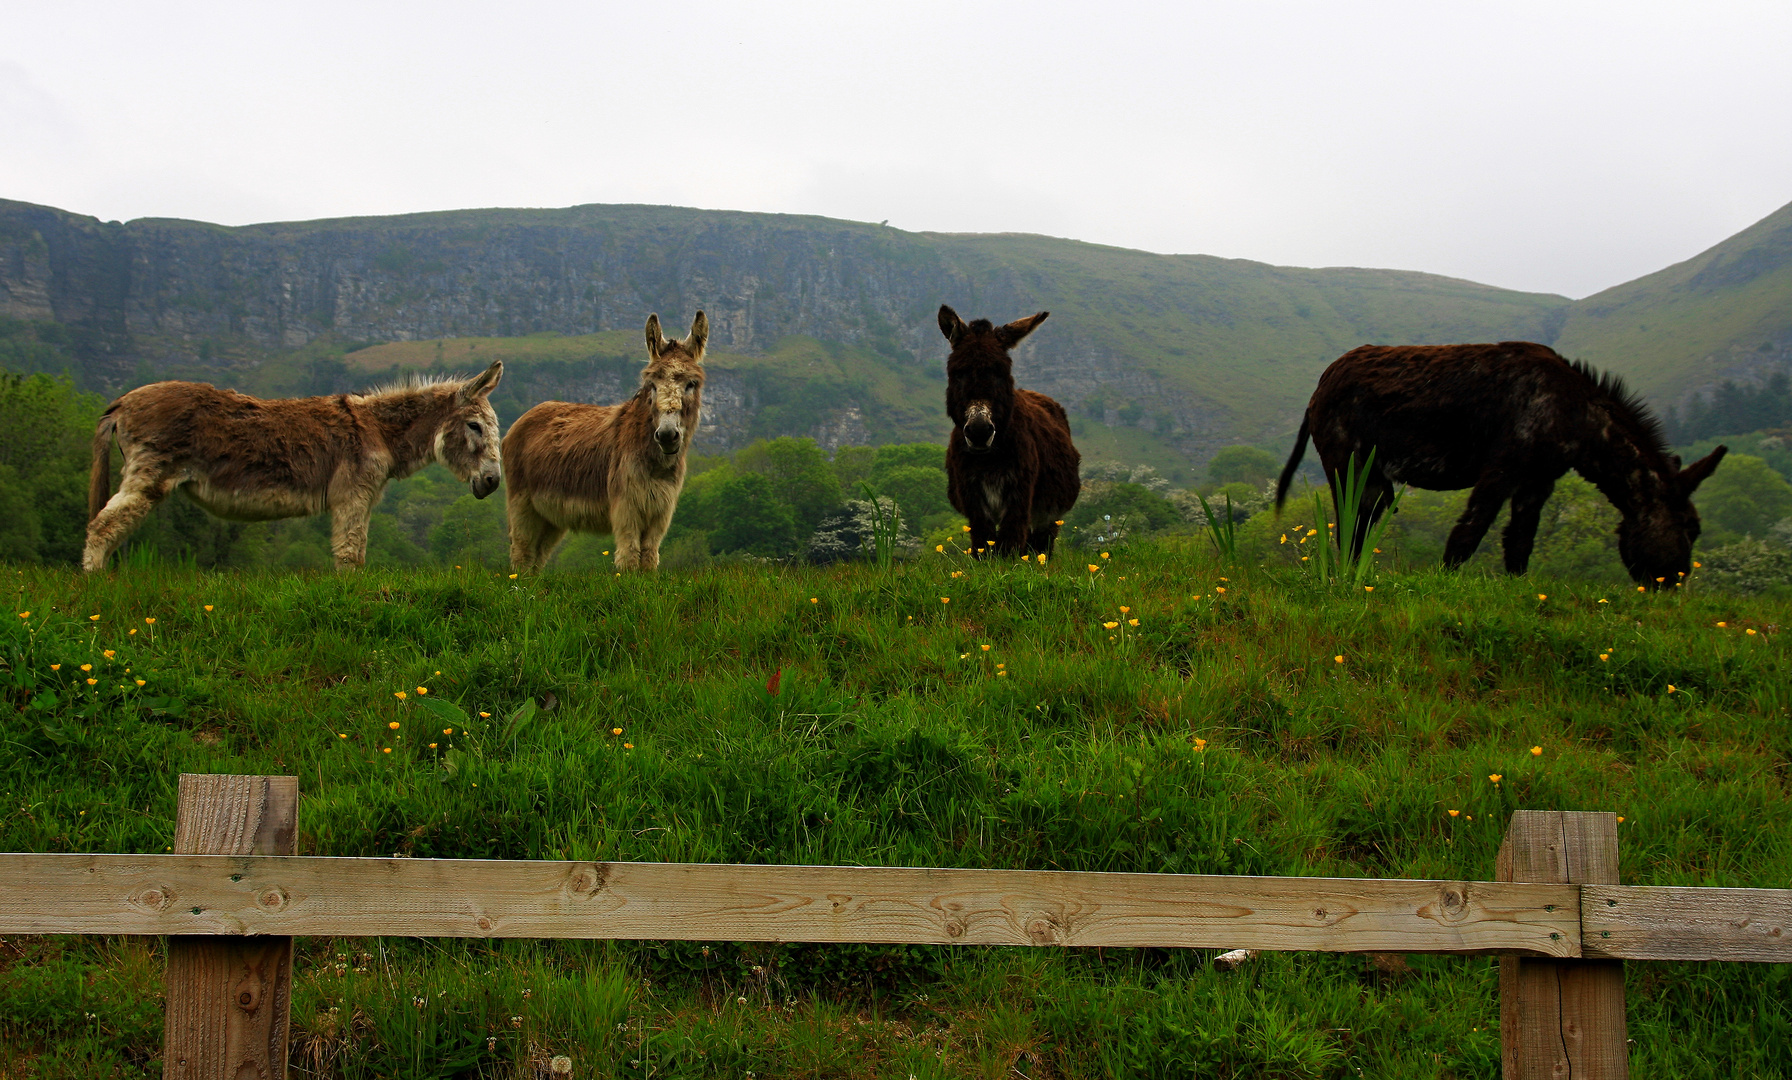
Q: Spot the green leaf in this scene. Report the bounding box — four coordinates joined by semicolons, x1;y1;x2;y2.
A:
416;696;469;726
502;698;537;742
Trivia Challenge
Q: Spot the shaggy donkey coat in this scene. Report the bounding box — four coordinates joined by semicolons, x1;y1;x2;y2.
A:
84;363;504;572
1275;341;1726;587
939;306;1081;556
503;312;708;572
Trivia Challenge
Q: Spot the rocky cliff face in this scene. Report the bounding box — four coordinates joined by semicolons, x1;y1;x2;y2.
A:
0;197;1579;458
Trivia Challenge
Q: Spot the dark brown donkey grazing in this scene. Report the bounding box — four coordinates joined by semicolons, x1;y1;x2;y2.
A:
84;363;504;572
503;312;707;572
1274;341;1726;587
938;306;1081;557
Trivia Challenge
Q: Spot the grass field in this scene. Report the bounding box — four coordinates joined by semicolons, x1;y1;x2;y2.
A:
2;543;1789;1078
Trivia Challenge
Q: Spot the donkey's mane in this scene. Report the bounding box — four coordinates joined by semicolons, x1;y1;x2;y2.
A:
1567;358;1671;461
353;371;475;402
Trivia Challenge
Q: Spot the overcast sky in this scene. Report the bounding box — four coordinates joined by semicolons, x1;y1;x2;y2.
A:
3;1;1788;298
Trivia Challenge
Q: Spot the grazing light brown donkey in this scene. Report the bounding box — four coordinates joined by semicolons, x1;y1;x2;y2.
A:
84;362;504;571
503;312;707;572
501;309;709;569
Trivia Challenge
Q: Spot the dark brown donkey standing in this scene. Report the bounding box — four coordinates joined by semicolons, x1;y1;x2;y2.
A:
503;312;707;572
938;306;1081;557
1274;341;1726;587
84;363;504;572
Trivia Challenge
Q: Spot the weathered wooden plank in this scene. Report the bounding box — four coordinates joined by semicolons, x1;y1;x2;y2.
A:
0;854;1581;955
1498;810;1628;1080
1583;885;1792;962
163;774;296;1080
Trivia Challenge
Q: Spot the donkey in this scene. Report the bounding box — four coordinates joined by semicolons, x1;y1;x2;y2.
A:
503;312;707;572
1274;341;1726;587
938;305;1081;557
84;362;504;572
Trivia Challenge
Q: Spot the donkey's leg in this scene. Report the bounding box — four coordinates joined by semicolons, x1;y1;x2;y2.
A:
995;495;1034;556
1026;521;1060;557
1443;477;1516;568
1501;477;1557;575
83;467;178;572
634;506;675;571
508;495;565;572
610;500;646;571
328;470;387;570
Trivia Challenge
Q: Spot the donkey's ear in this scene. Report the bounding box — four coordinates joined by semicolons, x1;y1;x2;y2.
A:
459;359;503;403
938;305;968;346
644;314;666;360
1677;444;1727;494
996;311;1049;349
685;311;709;363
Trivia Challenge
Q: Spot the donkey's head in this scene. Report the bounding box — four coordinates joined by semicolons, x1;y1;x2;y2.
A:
437;360;504;498
939;305;1048;454
640;311;708;459
1618;446;1726;587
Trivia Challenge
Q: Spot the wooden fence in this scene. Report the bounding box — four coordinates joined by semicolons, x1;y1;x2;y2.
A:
2;774;1789;1079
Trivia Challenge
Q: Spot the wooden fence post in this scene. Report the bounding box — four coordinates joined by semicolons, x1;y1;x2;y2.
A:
1498;810;1628;1079
164;774;297;1080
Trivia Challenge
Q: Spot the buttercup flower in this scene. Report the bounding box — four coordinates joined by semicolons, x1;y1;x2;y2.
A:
1489;774;1502;783
416;687;428;695
1747;628;1758;636
1667;685;1677;694
612;727;623;736
135;679;145;687
1448;809;1460;817
86;678;97;685
80;663;92;672
144;617;155;625
389;721;401;730
940;597;950;604
1103;621;1120;629
203;605;213;612
394;690;407;700
1128;618;1139;627
1530;746;1542;756
1194;737;1207;752
1334;655;1343;663
980;644;991;651
50;664;60;671
16;611;27;619
479;711;490;718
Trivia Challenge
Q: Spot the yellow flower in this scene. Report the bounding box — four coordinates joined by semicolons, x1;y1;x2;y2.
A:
1373;548;1382;554
509;573;518;579
950;571;962;579
1364;586;1374;591
1103;621;1120;629
144;617;155;625
429;743;438;749
1215;586;1227;594
389;721;401;730
203;604;213;612
1489;774;1502;784
1087;564;1100;572
443;728;453;735
1597;599;1608;604
1693;561;1702;569
1128;618;1139;627
1448;809;1460;817
980;644;991;651
1101;552;1110;559
89;614;100;622
996;670;1007;677
612;727;623;736
940;596;950;604
103;650;115;659
434;671;441;676
50;663;60;671
995;662;1004;668
383;747;392;754
1055;520;1064;526
86;678;97;685
135;679;146;687
1655;577;1665;583
1119;606;1131;614
128;629;137;635
1746;628;1758;636
1218;577;1228;581
810;597;819;603
1037;553;1046;564
623;742;634;749
1537;594;1547;601
1637;586;1646;592
417;687;428;695
1280;534;1287;544
80;663;91;672
603;551;610;556
1306;529;1318;537
1530;746;1542;756
479;711;491;718
1334;655;1343;663
338;733;347;739
1599;653;1608;661
394;690;407;700
962;525;971;532
1617;816;1625;823
1716;621;1727;627
16;611;27;619
1194;737;1207;752
936;545;944;553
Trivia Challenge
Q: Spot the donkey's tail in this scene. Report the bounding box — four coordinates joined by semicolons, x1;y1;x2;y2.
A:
1273;415;1310;512
88;409;119;521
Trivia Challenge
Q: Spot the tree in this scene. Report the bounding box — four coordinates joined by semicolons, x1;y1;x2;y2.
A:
831;446;876;490
1207;445;1280;487
710;473;797;556
734;437;842;536
0;371;105;563
876;465;953;527
1694;454;1792;545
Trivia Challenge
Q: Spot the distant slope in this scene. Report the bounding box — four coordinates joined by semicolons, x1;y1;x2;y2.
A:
0;198;1571;467
1554;200;1792;403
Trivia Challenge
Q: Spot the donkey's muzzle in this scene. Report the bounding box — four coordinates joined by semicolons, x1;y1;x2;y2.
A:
471;472;500;500
963;422;997;453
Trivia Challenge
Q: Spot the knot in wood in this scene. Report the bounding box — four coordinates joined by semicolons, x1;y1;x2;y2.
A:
130;887;172;913
1026;918;1060;944
257;886;289;911
476;915;494;932
944;918;966;939
569;864;607;896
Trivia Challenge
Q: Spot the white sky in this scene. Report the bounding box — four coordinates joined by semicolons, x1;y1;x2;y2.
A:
3;0;1789;298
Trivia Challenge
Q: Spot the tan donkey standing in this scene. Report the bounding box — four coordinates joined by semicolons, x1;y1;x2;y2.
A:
84;362;504;571
503;312;707;572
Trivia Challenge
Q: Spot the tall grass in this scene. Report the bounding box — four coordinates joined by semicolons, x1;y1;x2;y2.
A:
1;547;1788;1077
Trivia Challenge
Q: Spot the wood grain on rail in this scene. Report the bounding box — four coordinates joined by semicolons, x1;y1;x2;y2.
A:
1582;885;1792;962
0;854;1581;955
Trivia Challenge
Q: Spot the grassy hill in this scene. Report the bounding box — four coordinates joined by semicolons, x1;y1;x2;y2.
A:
4;548;1788;1076
1555;200;1792;403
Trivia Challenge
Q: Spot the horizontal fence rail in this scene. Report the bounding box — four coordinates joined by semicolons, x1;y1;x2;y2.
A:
3;778;1790;1079
0;853;1584;955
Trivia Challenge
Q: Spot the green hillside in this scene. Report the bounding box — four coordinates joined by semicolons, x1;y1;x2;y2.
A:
1555;200;1792;402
